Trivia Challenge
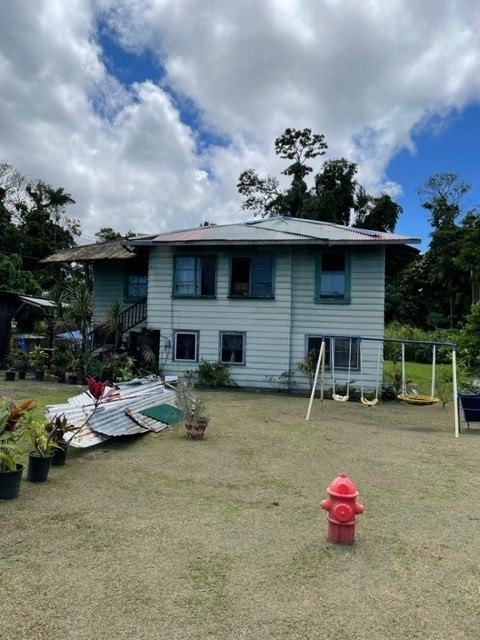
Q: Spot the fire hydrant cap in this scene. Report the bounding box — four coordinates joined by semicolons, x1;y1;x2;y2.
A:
327;473;359;499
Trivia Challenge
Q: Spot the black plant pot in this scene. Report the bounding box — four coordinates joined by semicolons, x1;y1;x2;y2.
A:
0;464;24;500
18;370;27;380
27;453;53;482
35;369;45;381
5;370;16;381
51;444;68;467
67;374;78;384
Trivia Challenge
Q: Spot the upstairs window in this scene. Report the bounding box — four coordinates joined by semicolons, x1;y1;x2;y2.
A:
316;251;350;303
173;256;216;297
230;256;273;298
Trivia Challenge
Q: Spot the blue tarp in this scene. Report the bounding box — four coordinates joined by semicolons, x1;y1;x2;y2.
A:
55;330;83;342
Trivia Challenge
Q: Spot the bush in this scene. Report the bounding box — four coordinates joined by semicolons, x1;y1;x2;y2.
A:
384;322;457;364
197;360;233;387
457;302;480;369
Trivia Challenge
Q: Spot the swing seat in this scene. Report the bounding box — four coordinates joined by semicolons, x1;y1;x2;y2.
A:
333;393;349;402
397;393;440;405
361;396;379;407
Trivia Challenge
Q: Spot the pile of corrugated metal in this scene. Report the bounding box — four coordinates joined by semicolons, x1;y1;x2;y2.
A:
45;376;181;448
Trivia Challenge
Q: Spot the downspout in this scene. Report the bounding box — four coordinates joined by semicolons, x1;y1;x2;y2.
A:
288;246;295;391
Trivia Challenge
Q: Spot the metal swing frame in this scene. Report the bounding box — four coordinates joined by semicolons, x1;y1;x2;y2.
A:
360;341;382;407
397;342;440;405
305;335;460;437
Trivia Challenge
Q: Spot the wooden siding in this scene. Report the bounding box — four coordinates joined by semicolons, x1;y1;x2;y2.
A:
290;246;385;391
92;262;147;332
147;245;386;390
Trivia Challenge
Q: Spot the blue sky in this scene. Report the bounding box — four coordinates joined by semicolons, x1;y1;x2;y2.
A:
1;1;480;249
388;104;480;250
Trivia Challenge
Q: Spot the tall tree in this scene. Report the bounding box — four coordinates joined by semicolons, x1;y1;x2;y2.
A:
237;127;328;217
417;173;470;229
0;166;81;292
309;158;358;225
355;194;402;232
237;128;402;230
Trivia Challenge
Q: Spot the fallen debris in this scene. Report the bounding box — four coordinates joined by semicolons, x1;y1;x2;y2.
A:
45;377;179;448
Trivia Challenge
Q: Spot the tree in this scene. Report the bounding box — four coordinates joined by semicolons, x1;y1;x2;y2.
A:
355;194;402;233
456;211;480;306
417;173;470;229
58;282;93;353
457;301;480;368
309;158;358;225
237;127;328;218
237;128;402;230
95;228;124;242
0;167;81;292
0;254;42;294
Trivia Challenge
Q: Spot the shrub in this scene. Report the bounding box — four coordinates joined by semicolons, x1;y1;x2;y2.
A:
197;360;233;387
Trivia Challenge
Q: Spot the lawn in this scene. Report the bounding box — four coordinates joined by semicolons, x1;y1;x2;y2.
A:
1;378;480;639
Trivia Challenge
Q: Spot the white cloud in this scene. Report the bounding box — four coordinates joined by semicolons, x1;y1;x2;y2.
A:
1;0;480;241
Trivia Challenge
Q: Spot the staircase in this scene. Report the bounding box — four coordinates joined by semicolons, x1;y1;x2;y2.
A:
87;297;147;351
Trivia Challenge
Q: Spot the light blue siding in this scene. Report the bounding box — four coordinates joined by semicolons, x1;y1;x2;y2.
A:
147;245;385;390
92;262;147;331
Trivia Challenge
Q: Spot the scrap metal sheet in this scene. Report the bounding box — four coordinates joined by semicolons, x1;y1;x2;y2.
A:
45;377;177;447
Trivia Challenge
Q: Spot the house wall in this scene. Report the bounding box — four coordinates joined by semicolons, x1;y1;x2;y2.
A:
92;261;147;331
289;246;385;392
147;244;385;391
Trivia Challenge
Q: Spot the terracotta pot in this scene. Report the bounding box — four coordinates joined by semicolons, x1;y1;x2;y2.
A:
185;417;208;439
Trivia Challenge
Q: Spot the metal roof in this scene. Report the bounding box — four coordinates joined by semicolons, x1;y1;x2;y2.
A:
127;216;420;247
42;240;139;263
45;377;178;448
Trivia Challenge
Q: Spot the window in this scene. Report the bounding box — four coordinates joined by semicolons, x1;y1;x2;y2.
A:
333;338;359;370
173;256;216;297
316;251;350;303
306;336;331;365
220;332;245;364
306;336;359;370
230;256;273;298
126;274;148;299
174;331;198;361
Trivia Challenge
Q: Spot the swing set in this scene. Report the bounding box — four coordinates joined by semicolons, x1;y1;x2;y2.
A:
306;335;460;437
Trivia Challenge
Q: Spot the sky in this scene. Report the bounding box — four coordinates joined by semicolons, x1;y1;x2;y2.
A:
1;1;480;252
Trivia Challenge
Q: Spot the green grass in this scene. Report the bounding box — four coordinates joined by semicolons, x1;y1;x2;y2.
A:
1;378;479;639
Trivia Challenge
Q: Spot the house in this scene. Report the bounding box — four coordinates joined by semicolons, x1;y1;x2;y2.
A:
0;291;55;364
44;217;420;391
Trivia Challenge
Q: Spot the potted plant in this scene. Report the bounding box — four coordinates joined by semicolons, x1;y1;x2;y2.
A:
16;350;29;380
29;345;46;381
175;379;209;439
0;399;36;499
51;346;70;383
24;415;57;482
47;414;77;466
4;352;16;381
65;353;81;384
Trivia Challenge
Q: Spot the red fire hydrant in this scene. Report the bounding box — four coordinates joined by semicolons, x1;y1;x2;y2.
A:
321;474;365;545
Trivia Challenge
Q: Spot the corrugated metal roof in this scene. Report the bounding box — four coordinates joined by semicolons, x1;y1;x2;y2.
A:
45;377;178;448
42;240;139;263
127;216;420;247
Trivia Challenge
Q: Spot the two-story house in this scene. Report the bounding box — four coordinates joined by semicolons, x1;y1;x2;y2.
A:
45;216;420;391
